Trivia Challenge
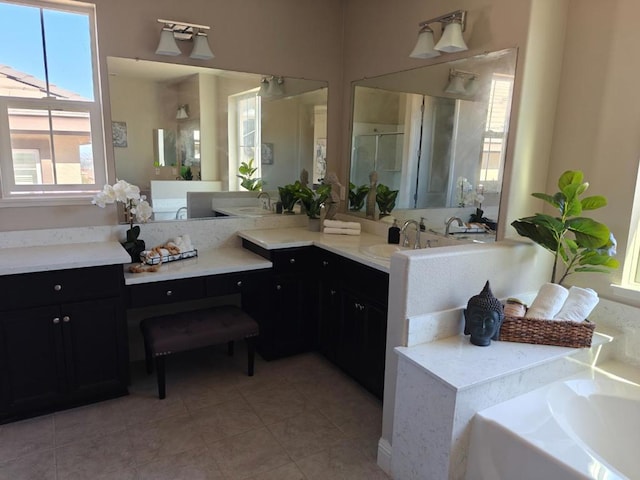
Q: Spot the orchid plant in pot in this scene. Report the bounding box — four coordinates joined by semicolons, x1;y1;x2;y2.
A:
92;179;153;262
511;170;619;285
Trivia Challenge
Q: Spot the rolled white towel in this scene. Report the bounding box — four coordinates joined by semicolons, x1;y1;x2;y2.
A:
323;227;361;236
554;286;599;322
323;220;361;230
524;282;569;319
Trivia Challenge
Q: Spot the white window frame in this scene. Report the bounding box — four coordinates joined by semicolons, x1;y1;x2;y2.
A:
227;90;261;191
0;0;105;205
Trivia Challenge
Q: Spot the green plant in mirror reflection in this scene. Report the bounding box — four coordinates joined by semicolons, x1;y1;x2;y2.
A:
376;183;399;217
237;159;264;191
296;183;331;218
278;182;303;213
349;182;370;211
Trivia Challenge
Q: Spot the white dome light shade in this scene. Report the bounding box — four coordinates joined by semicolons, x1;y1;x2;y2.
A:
156;28;181;56
435;21;468;53
445;75;467;95
409;26;441;59
267;77;284;96
190;32;214;60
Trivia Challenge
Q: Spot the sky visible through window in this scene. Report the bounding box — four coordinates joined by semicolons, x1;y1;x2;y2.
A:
0;2;93;100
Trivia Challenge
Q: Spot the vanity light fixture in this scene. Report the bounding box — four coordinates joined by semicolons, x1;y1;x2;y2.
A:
444;69;479;96
410;9;468;59
155;19;215;60
257;76;285;98
176;104;189;120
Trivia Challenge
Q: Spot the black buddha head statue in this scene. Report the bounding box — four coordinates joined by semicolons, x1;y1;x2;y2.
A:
464;280;504;346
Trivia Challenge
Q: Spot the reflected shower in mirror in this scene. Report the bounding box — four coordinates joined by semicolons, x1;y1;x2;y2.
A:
107;57;328;221
349;48;516;224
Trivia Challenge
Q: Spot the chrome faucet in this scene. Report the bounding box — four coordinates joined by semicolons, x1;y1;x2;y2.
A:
257;191;271;210
445;217;465;235
175;206;188;219
400;220;421;249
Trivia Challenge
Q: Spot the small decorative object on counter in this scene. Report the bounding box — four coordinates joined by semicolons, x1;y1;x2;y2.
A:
388;219;400;244
323;171;342;220
92;179;153;262
419;217;426;232
503;298;527;318
463;280;504;347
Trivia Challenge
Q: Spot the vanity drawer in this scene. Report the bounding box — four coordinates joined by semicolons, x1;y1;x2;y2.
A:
205;270;271;297
271;247;314;274
0;265;123;311
127;277;205;308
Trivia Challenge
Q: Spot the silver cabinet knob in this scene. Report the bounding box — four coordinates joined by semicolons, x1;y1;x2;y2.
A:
53;317;60;324
289;258;296;264
322;260;329;267
166;290;173;296
63;316;70;323
54;284;62;292
276;284;282;291
330;289;336;296
236;281;243;287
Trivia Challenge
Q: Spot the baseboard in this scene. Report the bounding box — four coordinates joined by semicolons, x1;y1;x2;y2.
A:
377;437;392;475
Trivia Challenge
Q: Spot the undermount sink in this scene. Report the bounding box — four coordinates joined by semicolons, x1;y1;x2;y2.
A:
360;243;410;260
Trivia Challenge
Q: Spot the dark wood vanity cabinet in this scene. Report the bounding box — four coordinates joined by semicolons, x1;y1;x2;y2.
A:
315;249;389;399
0;265;128;423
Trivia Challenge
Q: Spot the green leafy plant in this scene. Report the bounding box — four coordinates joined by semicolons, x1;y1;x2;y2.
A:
296;184;331;219
180;166;193;181
349;182;370;211
278;181;303;213
237;159;264;191
511;170;619;285
375;183;399;217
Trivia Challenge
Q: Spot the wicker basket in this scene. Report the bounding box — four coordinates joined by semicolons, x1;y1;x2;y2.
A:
499;316;595;348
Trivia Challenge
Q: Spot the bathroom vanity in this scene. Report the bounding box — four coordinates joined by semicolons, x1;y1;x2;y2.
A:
0;243;131;424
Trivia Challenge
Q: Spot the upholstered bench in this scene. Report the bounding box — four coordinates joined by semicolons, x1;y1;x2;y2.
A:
140;305;259;399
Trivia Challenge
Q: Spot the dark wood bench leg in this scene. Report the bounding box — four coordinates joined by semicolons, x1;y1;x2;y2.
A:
156;355;166;399
245;336;255;377
227;340;234;357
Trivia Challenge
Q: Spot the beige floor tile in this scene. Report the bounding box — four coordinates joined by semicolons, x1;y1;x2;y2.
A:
207;427;291;480
244;385;313;425
55;429;135;480
244;462;306;480
178;380;244;413
129;413;204;466
296;439;389;480
121;387;189;426
54;398;127;446
0;449;55;480
0;415;53;464
191;398;264;444
267;411;345;461
136;446;224;480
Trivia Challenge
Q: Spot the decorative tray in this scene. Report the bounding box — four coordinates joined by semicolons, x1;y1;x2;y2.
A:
139;249;198;265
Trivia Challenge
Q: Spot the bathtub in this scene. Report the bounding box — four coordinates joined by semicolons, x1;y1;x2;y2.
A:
466;369;640;480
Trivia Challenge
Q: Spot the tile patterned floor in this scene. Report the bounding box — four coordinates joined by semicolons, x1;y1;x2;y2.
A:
0;345;390;479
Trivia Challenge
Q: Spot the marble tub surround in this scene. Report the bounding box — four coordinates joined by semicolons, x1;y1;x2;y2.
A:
391;333;613;480
379;239;550;473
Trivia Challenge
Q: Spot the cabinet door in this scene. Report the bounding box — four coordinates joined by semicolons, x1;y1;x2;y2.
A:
61;298;128;400
0;305;65;414
359;299;387;399
317;280;342;363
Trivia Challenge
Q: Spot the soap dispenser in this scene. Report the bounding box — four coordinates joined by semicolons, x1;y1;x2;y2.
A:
419;217;426;232
388;219;400;244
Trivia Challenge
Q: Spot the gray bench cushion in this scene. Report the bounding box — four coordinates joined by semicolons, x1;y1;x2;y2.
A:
141;305;259;355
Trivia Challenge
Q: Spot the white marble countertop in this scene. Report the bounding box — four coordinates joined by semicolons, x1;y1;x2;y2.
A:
238;227;393;272
395;332;611;392
123;247;272;285
0;241;130;276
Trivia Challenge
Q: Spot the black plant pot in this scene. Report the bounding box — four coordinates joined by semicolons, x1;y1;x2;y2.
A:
122;239;146;263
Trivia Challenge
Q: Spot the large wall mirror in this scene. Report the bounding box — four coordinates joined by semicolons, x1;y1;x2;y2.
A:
348;48;517;226
107;57;328;220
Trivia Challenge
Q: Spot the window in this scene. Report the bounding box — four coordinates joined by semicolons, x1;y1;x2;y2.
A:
0;0;104;202
479;74;513;191
228;91;261;190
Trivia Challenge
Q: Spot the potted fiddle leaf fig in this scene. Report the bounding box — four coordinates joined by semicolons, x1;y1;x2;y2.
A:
349;182;370;211
277;181;302;214
511;170;619;285
237;158;264;191
375;183;399;218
